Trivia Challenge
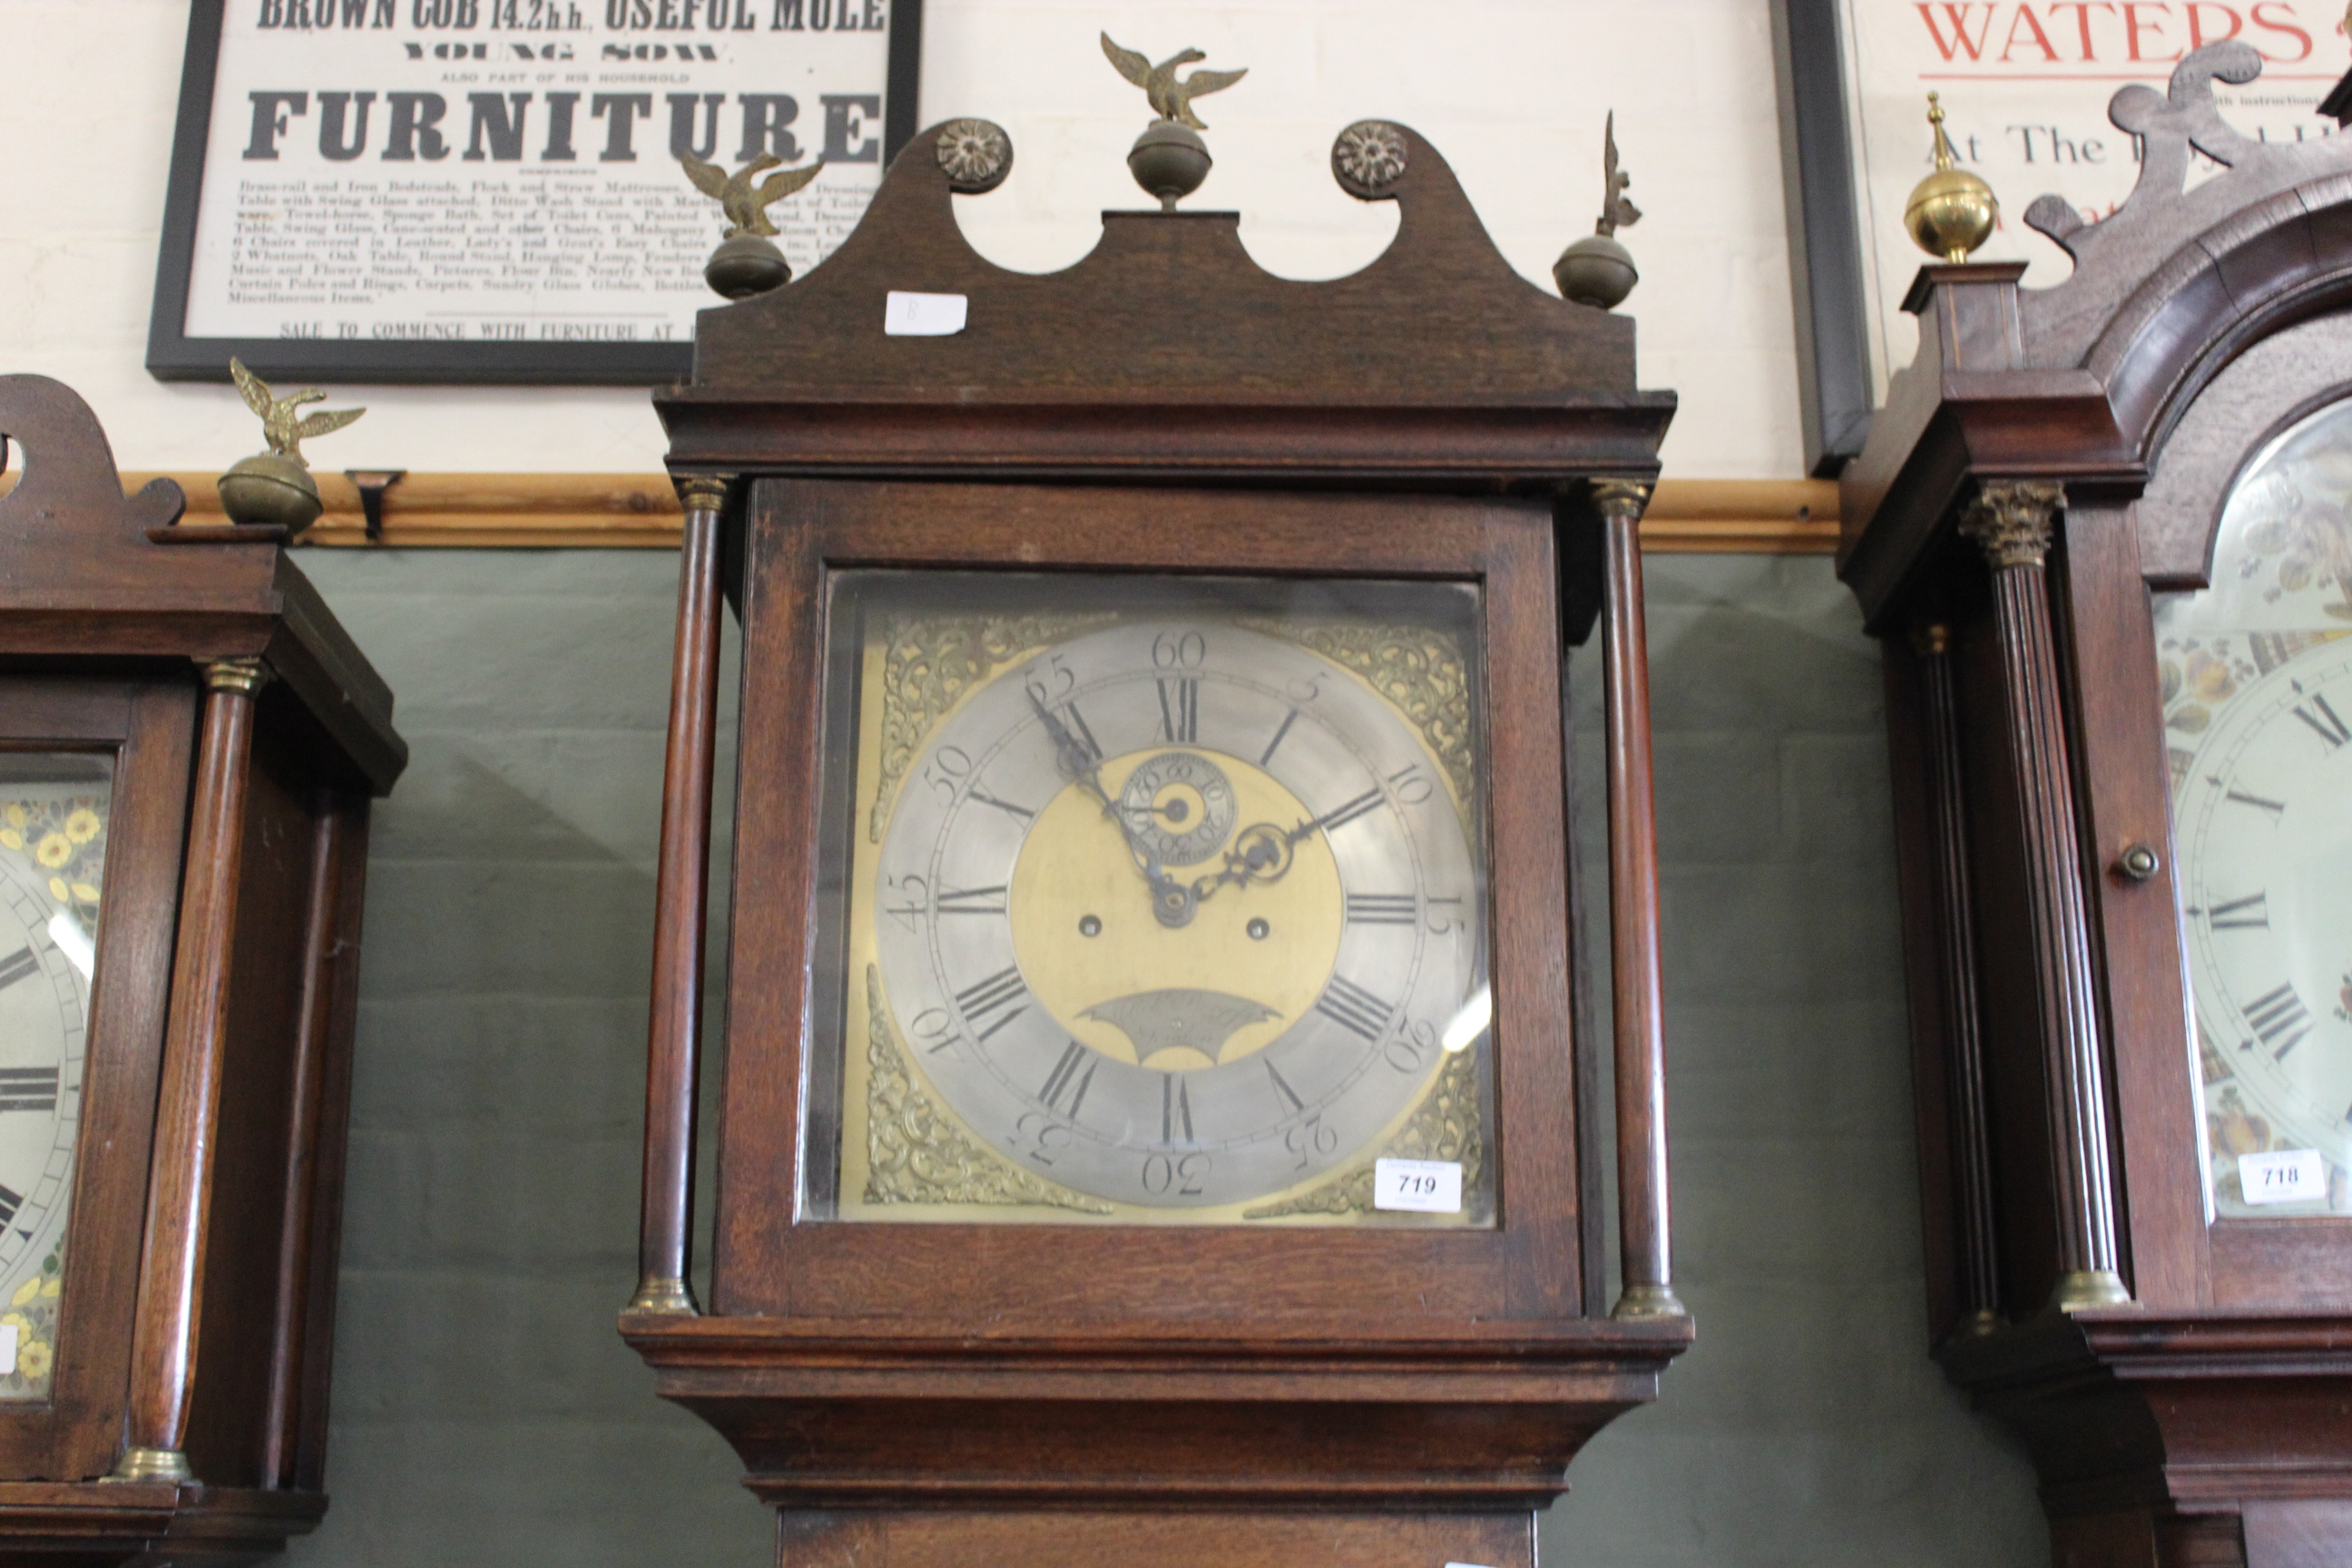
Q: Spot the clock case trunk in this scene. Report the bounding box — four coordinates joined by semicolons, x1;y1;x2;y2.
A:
0;376;405;1562
1838;44;2352;1568
625;116;1691;1566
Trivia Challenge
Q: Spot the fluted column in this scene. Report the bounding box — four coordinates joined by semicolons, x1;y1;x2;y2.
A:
1958;481;2129;1313
1911;619;2002;1334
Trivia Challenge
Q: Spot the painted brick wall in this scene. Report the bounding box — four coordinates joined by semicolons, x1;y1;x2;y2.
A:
281;548;2045;1567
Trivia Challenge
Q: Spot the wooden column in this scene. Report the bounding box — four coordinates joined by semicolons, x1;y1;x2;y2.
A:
113;657;266;1484
260;798;355;1485
1595;481;1684;1321
1958;480;2130;1313
631;475;731;1316
1912;620;2003;1335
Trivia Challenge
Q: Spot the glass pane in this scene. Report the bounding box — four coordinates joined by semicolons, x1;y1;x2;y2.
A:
0;753;110;1399
803;572;1495;1229
2155;397;2352;1221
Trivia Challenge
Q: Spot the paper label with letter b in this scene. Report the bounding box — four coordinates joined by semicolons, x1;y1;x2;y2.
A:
884;291;968;336
1374;1157;1461;1213
2240;1149;2327;1205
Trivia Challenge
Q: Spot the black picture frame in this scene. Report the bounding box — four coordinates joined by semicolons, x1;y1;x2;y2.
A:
147;0;925;387
1772;0;1873;476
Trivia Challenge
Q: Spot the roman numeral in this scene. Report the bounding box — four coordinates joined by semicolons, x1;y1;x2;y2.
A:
1264;1057;1304;1112
0;949;36;991
0;1185;24;1227
2207;893;2269;930
936;885;1007;916
0;1068;58;1114
1344;893;1418;926
1314;974;1396;1042
1161;1073;1194;1143
2224;788;2287;819
1061;701;1103;761
966;789;1035;822
1311;788;1385;836
1259;708;1299;767
1039;1040;1096;1118
1157;677;1199;744
955;965;1029;1041
2293;692;2351;750
2242;983;2314;1060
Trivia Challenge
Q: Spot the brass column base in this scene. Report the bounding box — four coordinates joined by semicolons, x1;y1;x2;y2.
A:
625;1275;701;1315
1948;1307;2004;1340
103;1446;193;1484
2050;1269;2133;1314
1611;1282;1690;1320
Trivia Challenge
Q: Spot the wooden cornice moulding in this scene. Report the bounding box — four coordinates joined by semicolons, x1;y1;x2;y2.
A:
0;473;1838;554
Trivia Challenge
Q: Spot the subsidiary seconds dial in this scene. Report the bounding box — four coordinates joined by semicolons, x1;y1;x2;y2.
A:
871;622;1484;1210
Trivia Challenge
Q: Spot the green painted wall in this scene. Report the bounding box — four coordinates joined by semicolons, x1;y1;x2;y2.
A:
279;549;2045;1567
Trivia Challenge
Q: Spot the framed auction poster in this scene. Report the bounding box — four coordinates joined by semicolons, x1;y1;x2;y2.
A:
1775;0;2347;474
147;0;923;385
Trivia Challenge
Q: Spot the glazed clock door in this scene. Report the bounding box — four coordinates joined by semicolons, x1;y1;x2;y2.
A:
0;680;192;1478
714;477;1589;1328
2155;395;2352;1240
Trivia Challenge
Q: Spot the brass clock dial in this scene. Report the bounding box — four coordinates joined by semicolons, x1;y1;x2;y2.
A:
0;760;109;1398
829;584;1492;1224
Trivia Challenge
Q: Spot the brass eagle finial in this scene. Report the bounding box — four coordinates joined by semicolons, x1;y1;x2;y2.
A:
229;358;363;469
1101;33;1248;130
1597;112;1642;238
679;151;825;239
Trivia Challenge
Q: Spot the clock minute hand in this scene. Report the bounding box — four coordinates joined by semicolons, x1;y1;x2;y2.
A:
1028;690;1113;802
1025;691;1194;917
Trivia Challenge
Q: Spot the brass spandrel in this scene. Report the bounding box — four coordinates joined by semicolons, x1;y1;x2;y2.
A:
1241;1045;1485;1220
1248;619;1476;809
868;612;1117;842
861;966;1114;1215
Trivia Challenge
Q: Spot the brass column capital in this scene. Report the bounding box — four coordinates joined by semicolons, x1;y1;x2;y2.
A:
674;474;736;513
1909;620;1952;658
1958;478;2064;570
1591;479;1653;522
200;656;270;695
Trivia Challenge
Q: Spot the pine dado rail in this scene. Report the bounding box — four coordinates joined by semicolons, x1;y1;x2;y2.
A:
0;472;1838;553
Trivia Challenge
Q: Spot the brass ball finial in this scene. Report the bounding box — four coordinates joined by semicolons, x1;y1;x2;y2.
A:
1904;93;1997;263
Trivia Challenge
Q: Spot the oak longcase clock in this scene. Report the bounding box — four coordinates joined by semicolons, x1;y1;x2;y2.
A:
622;100;1693;1568
1841;42;2352;1568
0;374;404;1562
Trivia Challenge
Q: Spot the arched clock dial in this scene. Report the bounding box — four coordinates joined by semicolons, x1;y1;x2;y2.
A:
2173;645;2352;1193
0;765;109;1398
864;618;1485;1215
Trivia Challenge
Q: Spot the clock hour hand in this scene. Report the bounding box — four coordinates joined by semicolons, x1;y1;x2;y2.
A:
1189;823;1295;902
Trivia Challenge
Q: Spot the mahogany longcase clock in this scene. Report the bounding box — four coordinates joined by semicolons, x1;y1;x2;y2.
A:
623;109;1693;1566
1842;44;2352;1568
0;375;405;1561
